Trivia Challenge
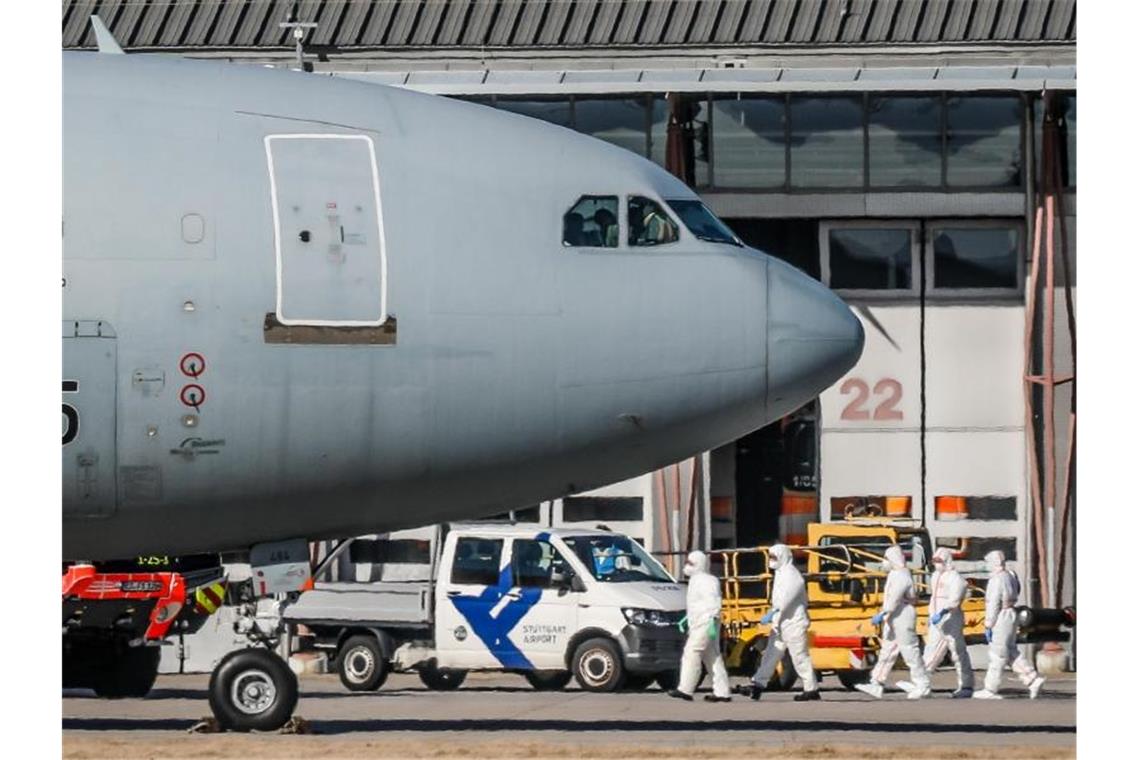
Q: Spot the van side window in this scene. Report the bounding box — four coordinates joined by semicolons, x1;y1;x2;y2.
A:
563;195;618;248
628;196;679;247
512;539;568;589
450;537;504;586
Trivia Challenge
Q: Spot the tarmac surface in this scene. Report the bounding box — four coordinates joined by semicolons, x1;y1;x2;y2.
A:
63;670;1076;759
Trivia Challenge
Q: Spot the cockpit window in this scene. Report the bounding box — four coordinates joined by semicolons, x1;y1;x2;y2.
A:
628;196;680;247
665;200;741;246
563;196;618;248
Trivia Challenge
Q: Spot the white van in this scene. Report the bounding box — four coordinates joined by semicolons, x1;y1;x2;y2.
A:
284;523;687;692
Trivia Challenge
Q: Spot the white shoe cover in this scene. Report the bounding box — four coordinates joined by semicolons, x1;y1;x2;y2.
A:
895;680;915;694
973;689;1003;700
1028;676;1045;699
854;682;884;699
906;684;931;700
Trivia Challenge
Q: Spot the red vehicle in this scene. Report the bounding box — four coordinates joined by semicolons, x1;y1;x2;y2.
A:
62;555;225;697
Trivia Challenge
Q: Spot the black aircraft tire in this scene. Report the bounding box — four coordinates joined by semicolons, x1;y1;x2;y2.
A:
571;637;625;693
524;670;573;691
91;646;160;699
208;649;298;732
337;635;389;692
419;663;467;691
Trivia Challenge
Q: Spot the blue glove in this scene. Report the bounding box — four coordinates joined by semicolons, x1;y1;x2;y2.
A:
760;609;777;626
931;610;945;626
985;628;993;644
871;612;886;626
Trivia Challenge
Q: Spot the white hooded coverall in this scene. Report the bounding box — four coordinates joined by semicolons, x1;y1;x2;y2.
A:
983;550;1041;693
677;551;731;698
923;548;974;691
869;545;930;690
750;544;817;692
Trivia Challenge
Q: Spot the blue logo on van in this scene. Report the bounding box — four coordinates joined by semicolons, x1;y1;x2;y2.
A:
449;532;549;669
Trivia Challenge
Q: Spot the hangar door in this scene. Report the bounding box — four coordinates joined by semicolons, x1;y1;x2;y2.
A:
63;322;117;518
266;134;387;326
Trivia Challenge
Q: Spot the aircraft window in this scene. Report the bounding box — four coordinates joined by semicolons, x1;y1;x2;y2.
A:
450;537;503;586
665;200;741;246
563;196;618;248
628;196;680;247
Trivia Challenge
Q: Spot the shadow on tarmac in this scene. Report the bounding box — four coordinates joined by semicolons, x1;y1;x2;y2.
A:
63;717;1076;735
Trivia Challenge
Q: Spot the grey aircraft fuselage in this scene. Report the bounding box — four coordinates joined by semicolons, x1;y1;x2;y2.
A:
62;52;863;561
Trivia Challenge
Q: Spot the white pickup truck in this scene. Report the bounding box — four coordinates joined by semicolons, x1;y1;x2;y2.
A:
284;523;687;692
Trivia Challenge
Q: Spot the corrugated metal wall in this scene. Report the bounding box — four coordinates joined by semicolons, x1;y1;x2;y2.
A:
62;0;1076;50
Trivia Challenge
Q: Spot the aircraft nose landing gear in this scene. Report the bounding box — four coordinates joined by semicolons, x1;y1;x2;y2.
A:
208;648;298;732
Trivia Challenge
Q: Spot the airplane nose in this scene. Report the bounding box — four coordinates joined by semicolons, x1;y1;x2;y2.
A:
765;256;865;417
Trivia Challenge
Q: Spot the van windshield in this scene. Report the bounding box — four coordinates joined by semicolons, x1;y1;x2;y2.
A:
563;535;674;583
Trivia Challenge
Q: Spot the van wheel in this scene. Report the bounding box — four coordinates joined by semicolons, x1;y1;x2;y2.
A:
337;635;388;692
419;663;467;691
207;649;297;732
524;670;573;691
571;637;624;692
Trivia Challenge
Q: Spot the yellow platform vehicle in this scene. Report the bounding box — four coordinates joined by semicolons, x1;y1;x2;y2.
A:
715;517;1073;689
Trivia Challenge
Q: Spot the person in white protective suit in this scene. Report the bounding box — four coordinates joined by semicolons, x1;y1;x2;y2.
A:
854;544;931;699
745;544;819;701
667;550;732;702
974;549;1046;700
897;547;975;698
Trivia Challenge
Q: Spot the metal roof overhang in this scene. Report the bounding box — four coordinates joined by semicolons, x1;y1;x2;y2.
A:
332;64;1075;96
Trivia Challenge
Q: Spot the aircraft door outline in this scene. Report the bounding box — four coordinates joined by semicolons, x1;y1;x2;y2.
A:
62;322;118;518
264;133;388;327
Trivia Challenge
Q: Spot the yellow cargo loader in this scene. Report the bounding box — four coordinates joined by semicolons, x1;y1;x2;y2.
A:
714;517;1074;689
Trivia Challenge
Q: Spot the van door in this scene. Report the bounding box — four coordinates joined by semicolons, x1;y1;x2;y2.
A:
435;534;510;669
505;536;580;670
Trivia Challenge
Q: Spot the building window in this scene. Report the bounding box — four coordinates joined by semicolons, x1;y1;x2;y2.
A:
562;496;644;523
574;97;650;157
563;195;618;248
946;95;1023;188
789;96;864;189
450;537;503;586
650;96;711;187
628;196;679;246
868;95;942;188
1033;92;1076;188
934;536;1018;564
710;95;786;188
725;218;821;279
348;538;432;565
929;224;1021;292
934;495;1018;521
821;223;919;295
493;98;572;128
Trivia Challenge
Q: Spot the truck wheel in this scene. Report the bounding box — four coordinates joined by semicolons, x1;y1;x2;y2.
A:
92;646;160;698
419;663;467;691
571;637;624;692
836;670;870;691
337;635;388;692
208;649;298;732
524;670;573;691
621;673;655;691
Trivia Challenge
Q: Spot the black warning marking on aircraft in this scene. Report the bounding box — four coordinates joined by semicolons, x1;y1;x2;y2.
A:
180;384;206;410
63;380;79;445
262;313;397;345
179;352;206;378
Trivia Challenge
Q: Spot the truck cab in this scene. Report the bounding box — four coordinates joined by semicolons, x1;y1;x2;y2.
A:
285;524;686;692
